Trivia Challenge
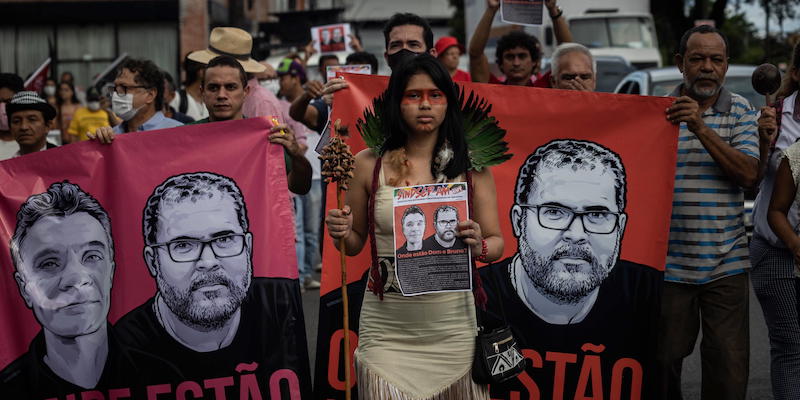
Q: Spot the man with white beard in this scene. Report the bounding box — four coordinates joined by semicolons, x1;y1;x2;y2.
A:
479;139;662;399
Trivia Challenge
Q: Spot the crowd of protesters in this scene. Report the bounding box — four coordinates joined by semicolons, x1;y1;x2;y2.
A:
3;0;800;397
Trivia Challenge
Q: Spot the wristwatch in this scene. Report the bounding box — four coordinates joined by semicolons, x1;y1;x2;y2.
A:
550;6;563;19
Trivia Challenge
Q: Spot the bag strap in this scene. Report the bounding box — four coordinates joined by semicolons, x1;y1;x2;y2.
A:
179;89;188;114
466;170;487;310
474;257;512;330
367;157;384;299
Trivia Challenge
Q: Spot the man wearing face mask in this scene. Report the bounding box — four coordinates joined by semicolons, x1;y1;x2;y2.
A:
253;60;280;96
0;73;24;160
307;13;438;120
66;87;115;142
88;58;182;142
42;79;58;105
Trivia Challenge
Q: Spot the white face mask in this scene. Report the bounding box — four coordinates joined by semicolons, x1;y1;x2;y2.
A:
88;101;101;111
112;92;141;121
259;79;280;96
43;85;56;97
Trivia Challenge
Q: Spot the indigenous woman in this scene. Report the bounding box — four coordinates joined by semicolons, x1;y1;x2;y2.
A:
760;40;800;400
325;54;506;398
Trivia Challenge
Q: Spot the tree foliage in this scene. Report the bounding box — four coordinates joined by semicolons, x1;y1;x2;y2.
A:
449;0;466;44
653;0;798;65
652;0;730;59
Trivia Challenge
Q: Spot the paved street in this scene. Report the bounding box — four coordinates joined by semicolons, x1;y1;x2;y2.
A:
301;272;774;398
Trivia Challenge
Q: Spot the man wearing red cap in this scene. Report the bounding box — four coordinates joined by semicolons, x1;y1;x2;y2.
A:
435;36;471;82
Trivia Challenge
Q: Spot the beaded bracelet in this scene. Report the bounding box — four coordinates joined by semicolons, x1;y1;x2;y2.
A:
475;239;489;262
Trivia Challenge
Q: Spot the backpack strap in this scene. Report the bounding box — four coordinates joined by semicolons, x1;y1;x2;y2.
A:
367;157;384;299
179;89;188;114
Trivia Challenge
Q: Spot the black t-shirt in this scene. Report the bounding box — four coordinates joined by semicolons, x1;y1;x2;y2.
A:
479;257;662;399
0;326;182;399
395;242;415;255
114;277;312;399
421;234;466;251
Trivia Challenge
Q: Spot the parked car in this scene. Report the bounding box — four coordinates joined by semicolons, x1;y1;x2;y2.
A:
594;55;637;92
613;65;765;108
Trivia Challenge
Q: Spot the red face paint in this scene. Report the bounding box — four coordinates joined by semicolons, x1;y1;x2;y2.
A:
401;89;447;105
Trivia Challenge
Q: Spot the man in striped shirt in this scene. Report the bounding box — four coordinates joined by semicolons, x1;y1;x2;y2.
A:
659;25;759;399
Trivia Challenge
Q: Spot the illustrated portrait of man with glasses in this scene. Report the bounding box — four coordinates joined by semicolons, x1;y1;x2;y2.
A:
479;139;662;398
509;139;627;323
114;171;312;397
422;205;466;251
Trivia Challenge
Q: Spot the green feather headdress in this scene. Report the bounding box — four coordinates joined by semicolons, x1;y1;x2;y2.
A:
355;85;512;171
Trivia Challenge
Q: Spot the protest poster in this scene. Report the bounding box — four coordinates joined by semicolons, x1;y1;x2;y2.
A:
311;23;351;54
0;118;311;399
501;0;545;26
315;73;678;399
326;64;371;81
392;183;471;296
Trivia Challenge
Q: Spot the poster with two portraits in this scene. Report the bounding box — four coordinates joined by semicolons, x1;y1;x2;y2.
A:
0;118;311;399
316;73;678;399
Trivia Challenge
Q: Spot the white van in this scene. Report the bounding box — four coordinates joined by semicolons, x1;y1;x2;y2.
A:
464;0;661;69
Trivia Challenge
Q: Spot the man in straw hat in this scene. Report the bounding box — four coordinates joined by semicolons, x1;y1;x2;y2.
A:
188;27;311;195
188;28;308;141
7;91;58;157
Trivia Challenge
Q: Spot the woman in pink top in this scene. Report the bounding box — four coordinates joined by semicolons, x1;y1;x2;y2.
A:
56;81;81;144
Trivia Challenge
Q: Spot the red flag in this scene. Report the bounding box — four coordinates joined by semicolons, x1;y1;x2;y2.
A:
23;58;51;94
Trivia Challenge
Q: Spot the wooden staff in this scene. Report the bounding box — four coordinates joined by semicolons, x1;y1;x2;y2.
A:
320;119;355;399
337;186;351;400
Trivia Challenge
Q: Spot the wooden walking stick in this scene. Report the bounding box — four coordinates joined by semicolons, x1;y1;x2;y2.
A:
320;119;355;399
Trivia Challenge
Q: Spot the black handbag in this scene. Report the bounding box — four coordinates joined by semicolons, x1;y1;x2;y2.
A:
471;272;526;384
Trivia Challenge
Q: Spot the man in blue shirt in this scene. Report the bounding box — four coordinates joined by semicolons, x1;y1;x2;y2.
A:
89;58;181;142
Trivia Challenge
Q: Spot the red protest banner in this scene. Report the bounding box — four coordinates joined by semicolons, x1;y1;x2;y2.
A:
0;118;311;399
316;73;677;399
